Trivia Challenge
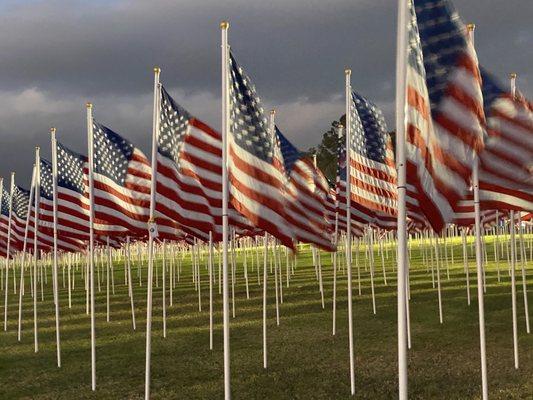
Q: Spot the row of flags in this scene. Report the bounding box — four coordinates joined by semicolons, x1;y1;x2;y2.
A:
0;0;531;262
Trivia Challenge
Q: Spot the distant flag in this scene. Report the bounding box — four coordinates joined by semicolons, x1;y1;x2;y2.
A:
91;122;151;234
0;185;12;258
275;127;335;251
350;91;397;217
476;70;533;211
227;52;294;248
50;142;129;239
336;143;365;237
405;0;485;232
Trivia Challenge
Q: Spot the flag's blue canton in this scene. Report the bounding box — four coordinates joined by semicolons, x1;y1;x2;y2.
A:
12;186;30;219
275;126;302;174
414;0;467;111
159;85;191;165
352;91;389;163
480;67;505;114
337;143;347;182
93;122;133;186
57;142;86;194
349;94;368;158
39;159;53;201
228;52;272;162
408;0;427;78
1;189;10;216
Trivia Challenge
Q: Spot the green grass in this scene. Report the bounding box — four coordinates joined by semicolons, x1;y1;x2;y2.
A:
0;236;532;399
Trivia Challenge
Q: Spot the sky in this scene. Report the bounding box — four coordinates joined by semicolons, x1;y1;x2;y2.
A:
0;0;531;185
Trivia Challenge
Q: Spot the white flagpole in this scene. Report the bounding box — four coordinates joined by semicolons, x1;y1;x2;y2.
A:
34;148;42;353
344;68;355;396
4;172;15;332
162;239;167;338
395;0;408;397
50;128;62;367
16;165;35;342
467;23;488;400
86;102;97;390
332;133;341;335
126;236;136;330
508;73;520;368
106;236;110;323
209;231;213;350
263;232;268;369
145;66;161;400
17;168;35;340
221;20;231;400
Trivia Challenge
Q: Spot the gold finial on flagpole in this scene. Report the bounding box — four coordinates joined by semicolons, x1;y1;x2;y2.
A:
270;110;276;116
509;72;517;79
466;23;475;32
50;127;56;134
345;68;351;76
220;21;229;30
86;102;93;109
154;66;161;73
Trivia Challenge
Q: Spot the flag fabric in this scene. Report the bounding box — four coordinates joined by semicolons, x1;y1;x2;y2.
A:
17;184;84;253
91;121;185;241
91;122;151;233
51;142;129;239
158;86;253;241
157;85;258;242
349;91;397;217
476;70;533;212
405;0;485;232
275;127;335;251
0;186;12;257
227;52;294;249
336;128;395;233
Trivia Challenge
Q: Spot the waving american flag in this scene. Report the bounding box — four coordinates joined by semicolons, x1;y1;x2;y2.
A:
276;127;335;251
405;0;485;232
157;85;257;241
227;52;294;248
477;70;533;212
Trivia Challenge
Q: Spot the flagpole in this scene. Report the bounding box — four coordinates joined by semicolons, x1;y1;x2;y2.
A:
4;172;15;332
508;73;519;368
221;20;231;400
467;23;488;400
395;0;408;397
50;128;62;367
263;232;268;368
17;167;35;340
145;66;161;400
209;231;213;350
86;102;96;391
344;68;355;396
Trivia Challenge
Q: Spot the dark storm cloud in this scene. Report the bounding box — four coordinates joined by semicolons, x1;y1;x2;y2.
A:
0;0;531;184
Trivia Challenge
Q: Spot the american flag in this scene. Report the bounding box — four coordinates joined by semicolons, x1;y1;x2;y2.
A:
227;52;294;249
275;127;335;251
349;91;397;217
16;182;84;253
405;0;485;232
0;185;12;257
157;85;258;242
336;118;396;234
335;144;366;237
35;159;89;251
51;142;129;239
91;121;186;241
477;70;533;212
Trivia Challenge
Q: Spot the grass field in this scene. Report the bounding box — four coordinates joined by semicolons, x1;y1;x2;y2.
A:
1;235;532;399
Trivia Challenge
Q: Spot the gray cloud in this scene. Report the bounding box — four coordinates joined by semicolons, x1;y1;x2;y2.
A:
0;0;531;185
